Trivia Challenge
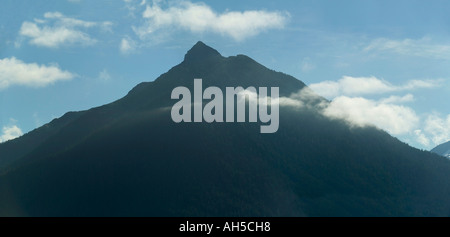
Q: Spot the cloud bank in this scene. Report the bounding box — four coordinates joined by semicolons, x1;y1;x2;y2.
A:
305;76;449;149
0;57;74;89
323;96;419;135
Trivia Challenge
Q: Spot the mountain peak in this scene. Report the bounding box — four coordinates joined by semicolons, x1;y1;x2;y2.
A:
184;41;222;63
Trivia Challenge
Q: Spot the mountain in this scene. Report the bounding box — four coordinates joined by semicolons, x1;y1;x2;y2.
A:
1;41;450;217
431;141;450;159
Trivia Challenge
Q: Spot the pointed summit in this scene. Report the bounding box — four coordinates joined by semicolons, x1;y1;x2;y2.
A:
184;41;222;63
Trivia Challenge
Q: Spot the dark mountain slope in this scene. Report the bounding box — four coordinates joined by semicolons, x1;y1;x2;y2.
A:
0;111;84;171
1;41;449;217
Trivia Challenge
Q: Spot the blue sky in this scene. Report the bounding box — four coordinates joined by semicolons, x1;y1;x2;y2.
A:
1;0;450;150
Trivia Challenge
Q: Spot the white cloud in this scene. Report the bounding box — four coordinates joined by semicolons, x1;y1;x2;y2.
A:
299;76;449;149
236;87;308;109
133;0;289;41
364;37;450;59
33;18;47;24
0;125;23;143
20;21;95;48
379;94;414;104
124;0;140;17
414;129;431;147
402;79;441;90
0;57;74;89
301;57;315;72
307;76;446;147
323;96;419;135
33;113;42;128
303;76;450;149
120;37;136;54
310;76;441;98
98;69;111;81
422;114;450;146
19;12;112;48
280;86;420;137
276;97;304;108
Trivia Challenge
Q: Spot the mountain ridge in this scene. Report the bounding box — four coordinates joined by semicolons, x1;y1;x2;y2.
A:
1;41;306;170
